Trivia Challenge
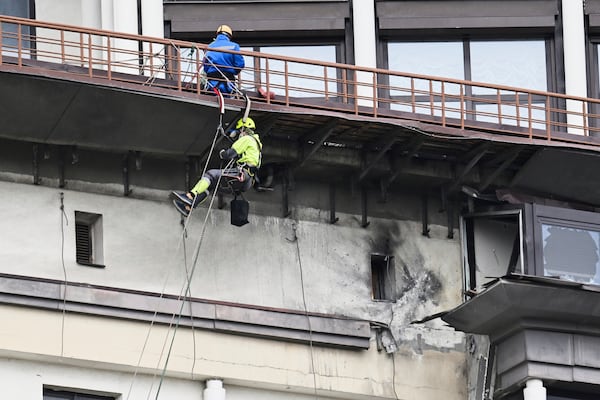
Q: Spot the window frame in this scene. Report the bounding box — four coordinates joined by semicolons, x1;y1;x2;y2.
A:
380;36;559;128
530;204;600;279
462;202;600;291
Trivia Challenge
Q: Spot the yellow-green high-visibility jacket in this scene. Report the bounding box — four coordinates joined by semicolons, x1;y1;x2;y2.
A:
232;133;262;168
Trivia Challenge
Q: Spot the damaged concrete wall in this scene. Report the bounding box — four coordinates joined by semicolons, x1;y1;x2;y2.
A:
0;174;467;399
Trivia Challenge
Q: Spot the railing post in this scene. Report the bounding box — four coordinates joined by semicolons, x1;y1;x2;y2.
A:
546;96;551;140
265;58;272;104
79;32;84;67
342;69;348;104
441;81;446;126
195;46;200;94
0;22;3;65
528;93;533;139
497;89;502;125
583;101;588;136
429;80;434;116
88;33;93;77
411;78;416;113
60;30;65;64
460;84;464;129
283;60;289;105
515;92;521;128
17;23;22;67
176;46;181;91
324;66;329;101
372;72;377;117
106;35;111;81
354;71;359;115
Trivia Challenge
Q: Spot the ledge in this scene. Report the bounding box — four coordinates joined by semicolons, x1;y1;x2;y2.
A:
0;273;371;350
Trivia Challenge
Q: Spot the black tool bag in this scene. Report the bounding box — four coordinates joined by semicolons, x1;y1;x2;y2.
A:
230;195;249;227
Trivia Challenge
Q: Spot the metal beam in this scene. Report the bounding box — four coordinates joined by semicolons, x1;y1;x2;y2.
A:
385;136;425;186
329;183;339;224
448;142;490;192
479;147;521;192
296;119;338;168
359;135;397;181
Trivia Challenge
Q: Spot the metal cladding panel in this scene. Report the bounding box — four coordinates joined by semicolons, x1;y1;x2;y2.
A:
442;278;600;338
377;0;558;30
164;2;349;34
511;148;600;207
586;0;600;28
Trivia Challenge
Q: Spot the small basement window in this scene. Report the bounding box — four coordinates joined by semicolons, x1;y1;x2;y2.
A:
43;387;116;400
75;211;104;268
371;254;396;301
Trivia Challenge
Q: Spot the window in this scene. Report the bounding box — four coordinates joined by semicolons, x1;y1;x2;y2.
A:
43;387;115;400
462;203;600;291
0;0;34;59
387;39;549;128
241;45;338;98
461;209;524;292
371;254;396;301
75;211;104;267
533;205;600;285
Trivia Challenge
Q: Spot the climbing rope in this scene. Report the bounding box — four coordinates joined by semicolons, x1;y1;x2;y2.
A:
153;159;234;400
126;89;236;400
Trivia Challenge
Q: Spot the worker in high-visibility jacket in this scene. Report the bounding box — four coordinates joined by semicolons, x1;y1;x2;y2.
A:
202;24;245;95
172;117;262;217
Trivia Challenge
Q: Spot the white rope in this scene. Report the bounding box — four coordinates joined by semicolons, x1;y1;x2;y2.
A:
126;116;224;400
153;158;234;400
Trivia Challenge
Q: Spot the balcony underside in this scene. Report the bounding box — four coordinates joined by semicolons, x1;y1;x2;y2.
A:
3;66;600;206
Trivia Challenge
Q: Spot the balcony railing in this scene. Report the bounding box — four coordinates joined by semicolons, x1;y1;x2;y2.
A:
2;14;600;148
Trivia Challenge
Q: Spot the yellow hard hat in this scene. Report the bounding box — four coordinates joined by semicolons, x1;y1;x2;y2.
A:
236;117;255;130
216;24;233;37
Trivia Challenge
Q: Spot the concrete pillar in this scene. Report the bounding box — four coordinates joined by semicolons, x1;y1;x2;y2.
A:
140;0;165;78
141;0;163;38
523;378;547;400
81;0;101;29
100;0;114;31
99;0;139;73
352;0;377;107
562;0;587;135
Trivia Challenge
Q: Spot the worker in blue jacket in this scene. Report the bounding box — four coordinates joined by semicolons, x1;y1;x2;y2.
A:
203;25;245;95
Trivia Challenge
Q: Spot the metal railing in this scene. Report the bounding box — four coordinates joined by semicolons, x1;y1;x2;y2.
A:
2;14;600;147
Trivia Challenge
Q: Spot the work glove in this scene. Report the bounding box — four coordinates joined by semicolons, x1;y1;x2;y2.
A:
219;148;238;160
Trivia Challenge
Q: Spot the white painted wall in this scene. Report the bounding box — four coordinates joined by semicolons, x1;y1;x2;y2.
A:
0;304;465;400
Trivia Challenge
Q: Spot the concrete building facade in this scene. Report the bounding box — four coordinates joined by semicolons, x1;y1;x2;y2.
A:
1;1;600;400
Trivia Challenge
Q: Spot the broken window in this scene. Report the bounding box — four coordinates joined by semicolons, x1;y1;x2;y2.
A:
461;208;524;293
462;203;600;292
371;254;396;301
75;211;104;267
533;205;600;285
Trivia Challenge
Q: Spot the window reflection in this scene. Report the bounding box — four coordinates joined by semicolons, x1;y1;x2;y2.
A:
387;39;548;124
542;223;600;284
471;40;547;93
241;45;337;97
